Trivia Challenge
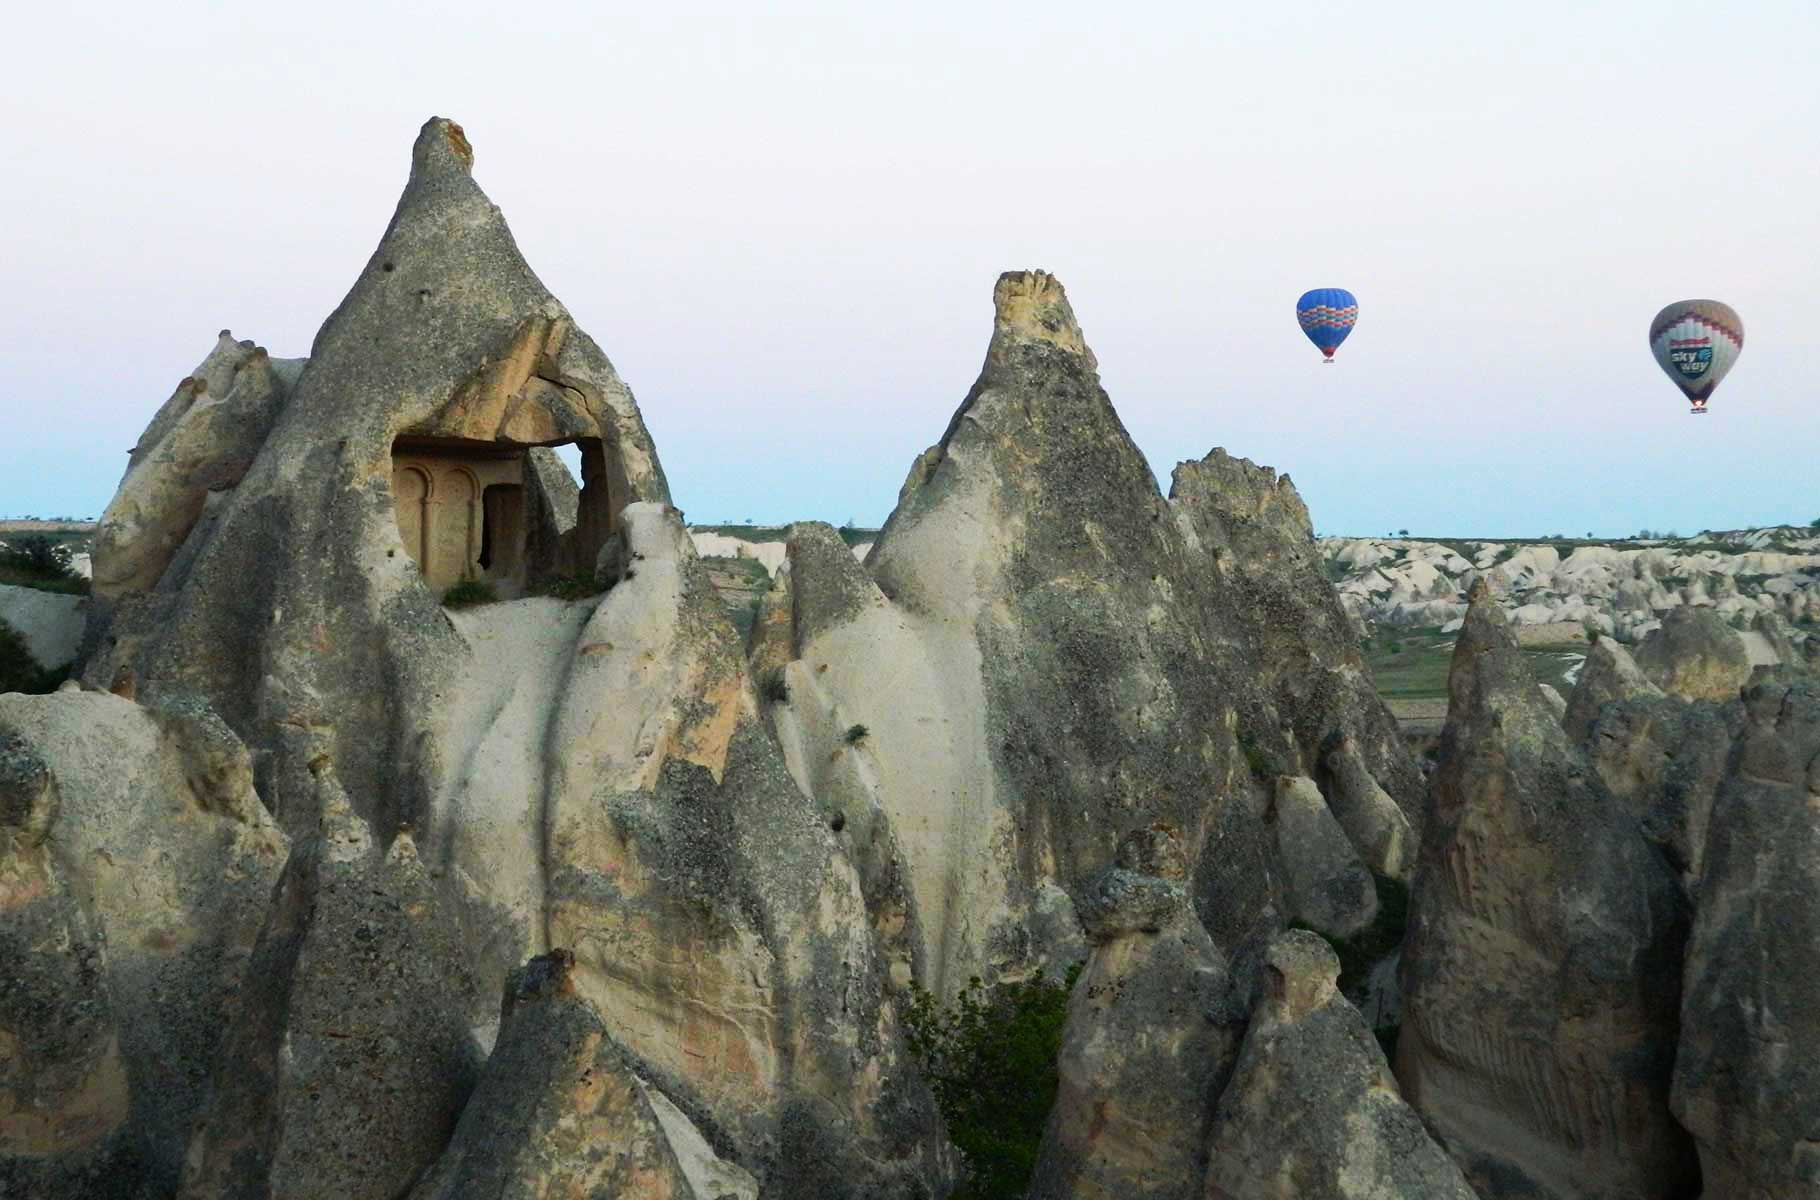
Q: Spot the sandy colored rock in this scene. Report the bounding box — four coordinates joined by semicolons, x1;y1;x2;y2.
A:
1563;634;1663;740
1633;605;1752;701
1395;583;1696;1198
1320;736;1414;880
0;692;286;1196
409;950;744;1200
91;332;299;600
1205;931;1476;1200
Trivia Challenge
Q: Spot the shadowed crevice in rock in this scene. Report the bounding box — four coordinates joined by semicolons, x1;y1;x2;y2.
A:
1672;683;1820;1197
1395;582;1696;1198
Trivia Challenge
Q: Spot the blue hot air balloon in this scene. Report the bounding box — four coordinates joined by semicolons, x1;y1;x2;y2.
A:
1296;288;1358;362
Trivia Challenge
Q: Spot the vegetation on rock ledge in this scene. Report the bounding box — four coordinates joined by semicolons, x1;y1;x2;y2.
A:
904;966;1081;1200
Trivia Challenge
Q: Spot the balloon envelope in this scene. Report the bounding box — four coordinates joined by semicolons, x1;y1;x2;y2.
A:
1296;288;1358;360
1649;299;1743;413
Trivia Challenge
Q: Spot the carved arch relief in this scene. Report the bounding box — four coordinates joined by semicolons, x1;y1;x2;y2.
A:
391;439;530;595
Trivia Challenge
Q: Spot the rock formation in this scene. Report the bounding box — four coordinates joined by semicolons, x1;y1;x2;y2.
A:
0;691;285;1194
1632;605;1754;701
1206;931;1476;1200
1396;582;1697;1197
1028;824;1241;1199
20;118;949;1199
1672;683;1820;1197
409;950;754;1200
756;272;1418;1003
24;113;1820;1200
1324;531;1820;646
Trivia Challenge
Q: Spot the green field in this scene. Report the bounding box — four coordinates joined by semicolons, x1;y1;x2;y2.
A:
1362;626;1586;703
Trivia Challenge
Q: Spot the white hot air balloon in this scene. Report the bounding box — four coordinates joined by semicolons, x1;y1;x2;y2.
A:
1649;299;1743;414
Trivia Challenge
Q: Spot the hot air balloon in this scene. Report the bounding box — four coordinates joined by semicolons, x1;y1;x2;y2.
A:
1296;288;1358;362
1649;299;1743;414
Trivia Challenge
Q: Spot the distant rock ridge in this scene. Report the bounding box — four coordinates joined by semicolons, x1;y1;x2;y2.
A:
1324;531;1820;645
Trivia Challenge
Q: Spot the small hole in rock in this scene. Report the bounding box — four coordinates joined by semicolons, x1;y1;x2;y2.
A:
830;812;846;832
382;261;395;273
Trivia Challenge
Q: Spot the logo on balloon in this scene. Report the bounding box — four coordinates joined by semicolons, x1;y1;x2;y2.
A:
1670;343;1713;379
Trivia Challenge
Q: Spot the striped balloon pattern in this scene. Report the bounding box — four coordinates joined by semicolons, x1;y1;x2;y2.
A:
1296;288;1358;360
1649;299;1743;414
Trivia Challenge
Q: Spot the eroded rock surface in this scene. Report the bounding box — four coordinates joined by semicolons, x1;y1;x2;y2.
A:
0;692;285;1195
179;762;482;1200
1396;583;1696;1198
1029;824;1241;1199
1206;931;1475;1200
1633;605;1753;701
409;950;744;1200
70;119;950;1200
1672;684;1820;1198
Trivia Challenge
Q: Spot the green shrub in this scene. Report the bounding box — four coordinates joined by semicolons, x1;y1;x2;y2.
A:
0;619;66;694
0;536;88;595
528;573;600;600
1236;731;1283;782
844;723;870;745
760;668;790;704
904;965;1081;1199
441;578;498;608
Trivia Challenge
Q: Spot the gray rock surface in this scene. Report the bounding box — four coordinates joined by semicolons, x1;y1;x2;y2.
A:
1563;633;1663;740
0;731;137;1197
1170;450;1424;834
70;119;949;1200
0;691;286;1195
1205;931;1476;1200
765;272;1420;1002
1029;824;1241;1200
1672;684;1820;1197
1268;775;1377;939
179;761;482;1200
0;584;86;674
1395;582;1696;1198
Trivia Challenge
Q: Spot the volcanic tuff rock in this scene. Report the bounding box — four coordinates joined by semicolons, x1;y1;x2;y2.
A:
0;731;134;1198
1324;531;1820;645
179;760;483;1200
1169;450;1424;832
0;691;285;1195
408;950;753;1200
1396;582;1696;1198
1205;931;1476;1200
1028;824;1241;1200
46;118;951;1198
1266;775;1377;940
0;584;86;676
1672;683;1820;1197
1632;604;1754;701
763;271;1419;1000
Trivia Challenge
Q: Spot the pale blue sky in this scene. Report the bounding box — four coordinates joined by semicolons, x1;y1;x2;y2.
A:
2;1;1815;536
